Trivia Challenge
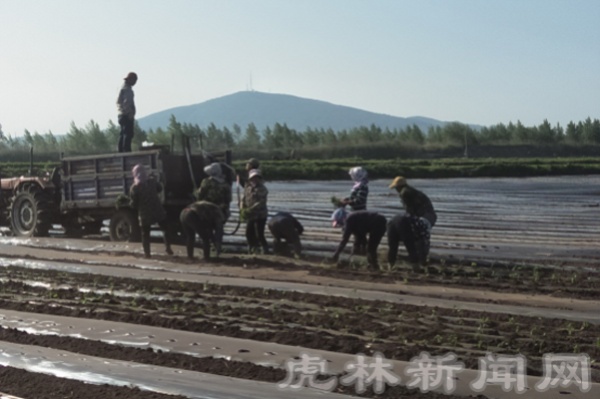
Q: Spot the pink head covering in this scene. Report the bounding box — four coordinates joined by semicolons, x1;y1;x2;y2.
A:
331;207;348;228
132;164;148;185
349;166;368;189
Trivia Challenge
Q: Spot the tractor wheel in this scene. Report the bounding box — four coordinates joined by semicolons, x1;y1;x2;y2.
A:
9;186;53;237
109;209;141;242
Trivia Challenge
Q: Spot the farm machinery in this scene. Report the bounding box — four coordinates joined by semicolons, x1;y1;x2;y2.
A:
0;144;232;241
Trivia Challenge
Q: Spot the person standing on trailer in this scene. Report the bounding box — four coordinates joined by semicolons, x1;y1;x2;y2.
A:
116;72;137;152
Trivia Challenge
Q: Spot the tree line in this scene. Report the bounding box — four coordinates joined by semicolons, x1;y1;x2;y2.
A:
1;115;599;161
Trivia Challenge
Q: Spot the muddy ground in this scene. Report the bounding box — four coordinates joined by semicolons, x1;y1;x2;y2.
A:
0;177;599;398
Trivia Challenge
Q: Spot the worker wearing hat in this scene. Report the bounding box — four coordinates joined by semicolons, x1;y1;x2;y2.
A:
246;158;260;170
241;168;269;254
196;162;233;223
389;176;436;227
388;176;437;266
116;72;138;152
342;166;369;211
237;158;261;188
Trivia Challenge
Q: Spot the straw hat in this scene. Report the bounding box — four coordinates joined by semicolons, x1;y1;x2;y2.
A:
389;176;407;189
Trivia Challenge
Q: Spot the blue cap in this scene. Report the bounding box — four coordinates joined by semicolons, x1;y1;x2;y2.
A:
331;208;348;227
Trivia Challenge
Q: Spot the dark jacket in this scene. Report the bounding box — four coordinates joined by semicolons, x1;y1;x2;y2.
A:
268;212;304;240
346;182;368;211
242;179;268;220
182;201;225;228
195;177;232;219
130;179;166;226
333;211;387;258
398;185;437;226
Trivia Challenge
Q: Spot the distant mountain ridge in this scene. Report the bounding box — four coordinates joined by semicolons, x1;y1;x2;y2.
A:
137;91;452;133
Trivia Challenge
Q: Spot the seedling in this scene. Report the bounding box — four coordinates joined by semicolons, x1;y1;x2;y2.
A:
565;322;575;336
580;321;589;331
532;267;541;284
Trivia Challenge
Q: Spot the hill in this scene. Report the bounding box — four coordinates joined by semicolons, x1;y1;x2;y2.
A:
137;91;452;132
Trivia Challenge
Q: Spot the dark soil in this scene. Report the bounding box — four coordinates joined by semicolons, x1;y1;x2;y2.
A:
0;258;597;398
0;328;484;399
0;366;189;399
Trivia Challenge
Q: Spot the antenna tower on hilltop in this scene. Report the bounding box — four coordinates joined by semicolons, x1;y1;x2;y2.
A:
247;73;254;92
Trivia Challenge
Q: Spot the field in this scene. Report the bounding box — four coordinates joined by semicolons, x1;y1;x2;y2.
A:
5;155;600;181
0;176;598;398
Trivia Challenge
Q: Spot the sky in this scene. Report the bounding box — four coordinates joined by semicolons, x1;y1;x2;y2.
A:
1;0;599;137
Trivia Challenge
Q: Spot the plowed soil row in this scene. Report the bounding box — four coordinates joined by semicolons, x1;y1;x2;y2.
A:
0;262;597;396
1;176;599;398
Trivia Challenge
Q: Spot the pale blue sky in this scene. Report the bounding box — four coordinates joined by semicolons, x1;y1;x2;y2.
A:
1;0;598;137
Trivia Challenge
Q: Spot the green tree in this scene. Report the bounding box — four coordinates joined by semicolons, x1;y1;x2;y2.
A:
337;130;350;145
480;123;511;144
166;115;184;151
23;130;34;147
262;126;278;150
302;128;322;147
540;120;563;143
179;122;204;151
581;117;600;143
322;128;338;146
205;123;223;151
239;123;261;148
222;126;236;148
85;120;110;152
440;122;474;146
32;132;49;154
269;123;301;149
400;125;425;145
512;121;532;143
132;121;148;150
427;125;443;144
232;123;242;144
146;127;171;146
64;122;89;154
564;121;581;143
105;120;120;150
361;124;383;143
44;132;59;153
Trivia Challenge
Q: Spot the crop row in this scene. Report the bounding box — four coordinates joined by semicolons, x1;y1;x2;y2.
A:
4;156;600;180
0;267;597;381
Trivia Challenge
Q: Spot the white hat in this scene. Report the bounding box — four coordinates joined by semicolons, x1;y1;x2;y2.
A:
349;166;367;182
203;162;223;178
248;168;262;179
